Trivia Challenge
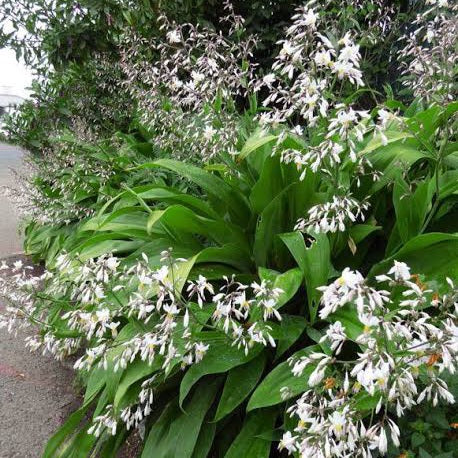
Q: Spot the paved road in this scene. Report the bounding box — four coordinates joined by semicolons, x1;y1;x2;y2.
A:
0;142;23;257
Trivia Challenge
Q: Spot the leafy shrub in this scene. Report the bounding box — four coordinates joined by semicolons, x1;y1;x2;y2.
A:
0;1;457;457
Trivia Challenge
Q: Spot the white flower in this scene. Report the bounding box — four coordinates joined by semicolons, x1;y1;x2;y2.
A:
303;8;318;28
279;431;298;453
321;321;347;354
203;125;217;140
166;30;181;43
314;49;333;67
387;261;411;281
329;411;346;437
262;73;276;85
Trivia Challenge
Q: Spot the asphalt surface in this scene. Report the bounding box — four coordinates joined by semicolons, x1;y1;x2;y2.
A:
0;142;23;257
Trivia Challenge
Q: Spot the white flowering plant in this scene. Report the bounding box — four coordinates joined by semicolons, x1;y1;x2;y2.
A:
1;0;458;457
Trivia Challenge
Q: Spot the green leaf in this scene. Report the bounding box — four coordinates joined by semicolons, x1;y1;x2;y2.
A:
412;432;426;448
364;138;428;194
239;130;277;161
280;231;331;322
42;384;100;458
353;392;381;412
250;155;284;213
142;380;220;458
191;423;217;458
196;244;252;272
418;448;433;458
113;359;157;412
247;345;319;411
253;185;293;267
258;267;303;310
180;336;263;408
370;233;458;281
328;304;364;340
134;159;250;225
349;224;381;244
393;177;432;243
224;409;277;458
358;129;414;156
145;205;249;251
275;315;308;359
136;184;220;219
214;352;267;421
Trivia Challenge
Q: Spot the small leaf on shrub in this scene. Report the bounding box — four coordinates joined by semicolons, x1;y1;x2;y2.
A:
412;432;426;448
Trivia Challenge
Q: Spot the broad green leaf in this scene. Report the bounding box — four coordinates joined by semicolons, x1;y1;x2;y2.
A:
146;205;249;251
180;335;263;407
393;177;432;243
370;233;458;282
253;185;293;267
239;129;277;161
353;392;381;413
349;224;381;244
196;244;252;272
224;409;277;458
250;155;284;213
275;315;308;359
42;385;100;458
214;352;267;421
280;231;331;322
79;212;148;233
134;158;250;225
135;185;220;219
364;139;428;194
191;423;217;458
247;345;319;411
439;170;458;200
258;267;303;310
142;380;220;458
113;359;157;412
73;238;144;261
358;129;414;156
83;366;106;405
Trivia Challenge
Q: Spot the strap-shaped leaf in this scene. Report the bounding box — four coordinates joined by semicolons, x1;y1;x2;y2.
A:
247;345;319;411
224;409;277;458
142;379;221;458
280;231;331;323
214;352;267;422
179;335;263;408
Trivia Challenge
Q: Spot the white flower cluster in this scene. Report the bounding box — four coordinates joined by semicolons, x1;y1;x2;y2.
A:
258;5;365;126
251;2;389;235
398;0;458;103
1;138;115;225
121;1;256;161
280;262;458;457
1;250;286;438
295;196;370;234
210;276;283;355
